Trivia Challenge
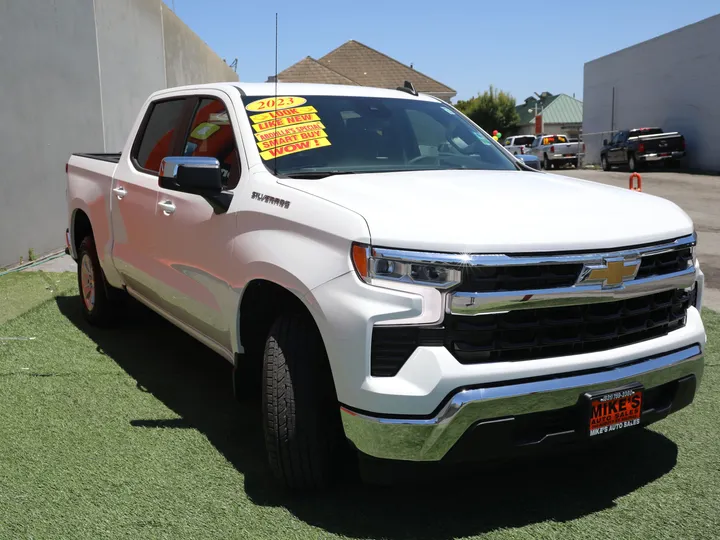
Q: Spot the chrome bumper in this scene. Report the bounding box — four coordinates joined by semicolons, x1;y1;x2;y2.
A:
341;344;703;461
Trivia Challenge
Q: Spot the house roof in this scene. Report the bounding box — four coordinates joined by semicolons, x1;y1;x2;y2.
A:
275;56;358;86
272;40;456;100
516;93;583;125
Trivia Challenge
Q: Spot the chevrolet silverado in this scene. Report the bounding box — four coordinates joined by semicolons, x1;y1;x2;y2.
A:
66;82;707;490
601;127;686;171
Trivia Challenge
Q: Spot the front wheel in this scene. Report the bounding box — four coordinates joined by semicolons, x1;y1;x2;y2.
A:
262;312;349;490
77;236;123;326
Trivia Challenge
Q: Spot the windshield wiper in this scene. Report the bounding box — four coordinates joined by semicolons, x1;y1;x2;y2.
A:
280;170;358;179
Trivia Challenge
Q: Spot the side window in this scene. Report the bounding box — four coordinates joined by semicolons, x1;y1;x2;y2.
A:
182;98;241;189
134;99;187;173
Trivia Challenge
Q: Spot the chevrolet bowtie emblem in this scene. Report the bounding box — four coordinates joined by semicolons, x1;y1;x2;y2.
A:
578;258;641;288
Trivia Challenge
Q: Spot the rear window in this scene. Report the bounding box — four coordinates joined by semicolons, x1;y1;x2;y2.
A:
541;135;568;145
134;99;187;172
512;136;535;146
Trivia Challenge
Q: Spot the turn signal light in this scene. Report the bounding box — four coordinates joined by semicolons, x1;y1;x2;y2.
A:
639;143;645;153
550;145;555;153
352;244;369;280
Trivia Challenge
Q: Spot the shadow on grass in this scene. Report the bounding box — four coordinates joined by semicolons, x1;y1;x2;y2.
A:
57;294;679;539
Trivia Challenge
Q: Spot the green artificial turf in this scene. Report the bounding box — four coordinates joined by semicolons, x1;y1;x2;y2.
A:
0;272;719;539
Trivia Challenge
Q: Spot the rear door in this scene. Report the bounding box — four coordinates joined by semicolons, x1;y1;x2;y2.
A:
607;132;625;163
150;91;245;353
110;97;193;302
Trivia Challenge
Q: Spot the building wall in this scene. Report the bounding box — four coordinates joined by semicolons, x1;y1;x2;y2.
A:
583;14;720;170
0;0;238;267
0;0;104;267
162;7;238;88
515;123;581;137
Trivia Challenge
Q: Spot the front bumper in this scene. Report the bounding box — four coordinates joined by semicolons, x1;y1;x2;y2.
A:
341;344;703;461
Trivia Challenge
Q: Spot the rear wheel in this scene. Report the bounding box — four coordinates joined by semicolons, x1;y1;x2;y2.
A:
601;155;610;171
543;155;553;170
628;154;638;172
77;236;123;326
262;312;349;490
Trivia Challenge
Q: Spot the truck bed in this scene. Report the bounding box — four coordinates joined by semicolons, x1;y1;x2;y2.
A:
72;153;121;164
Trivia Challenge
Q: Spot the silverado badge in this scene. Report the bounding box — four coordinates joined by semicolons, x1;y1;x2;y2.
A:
577;258;641;288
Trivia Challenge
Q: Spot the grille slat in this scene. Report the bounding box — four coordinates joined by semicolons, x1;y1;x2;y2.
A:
370;290;690;376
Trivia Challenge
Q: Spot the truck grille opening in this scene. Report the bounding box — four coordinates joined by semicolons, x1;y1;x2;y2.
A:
456;247;692;293
370;290;690;376
446;289;690;364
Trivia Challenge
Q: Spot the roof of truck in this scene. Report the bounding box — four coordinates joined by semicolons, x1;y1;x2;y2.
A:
151;82;440;102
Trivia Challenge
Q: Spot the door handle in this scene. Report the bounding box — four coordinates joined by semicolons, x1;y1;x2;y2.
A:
112;186;127;200
158;200;176;215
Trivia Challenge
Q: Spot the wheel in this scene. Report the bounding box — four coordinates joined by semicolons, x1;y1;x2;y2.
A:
628;154;638;172
573;159;579;168
601;155;610;171
77;236;123;326
543;155;553;170
262;312;349;489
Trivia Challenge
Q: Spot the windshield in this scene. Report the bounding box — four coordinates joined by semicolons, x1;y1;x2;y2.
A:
240;94;518;176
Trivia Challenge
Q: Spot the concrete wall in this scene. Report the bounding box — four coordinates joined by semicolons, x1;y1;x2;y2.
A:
0;0;238;267
0;0;104;267
162;7;238;88
94;0;167;151
583;15;720;170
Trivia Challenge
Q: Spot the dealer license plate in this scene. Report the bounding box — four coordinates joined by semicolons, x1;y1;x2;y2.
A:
585;385;643;437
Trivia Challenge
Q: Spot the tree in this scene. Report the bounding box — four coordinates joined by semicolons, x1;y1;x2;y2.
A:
455;85;520;136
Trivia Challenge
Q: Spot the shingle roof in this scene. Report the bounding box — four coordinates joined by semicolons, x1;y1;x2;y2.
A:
271;40;456;100
516;93;583;125
317;41;456;98
275;56;359;86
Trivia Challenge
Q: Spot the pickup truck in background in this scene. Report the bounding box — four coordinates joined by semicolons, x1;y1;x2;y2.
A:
601;127;686;172
503;135;536;155
527;133;580;169
66;82;706;490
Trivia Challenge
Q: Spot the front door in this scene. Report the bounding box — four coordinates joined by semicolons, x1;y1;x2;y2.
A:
110;97;191;303
151;93;244;353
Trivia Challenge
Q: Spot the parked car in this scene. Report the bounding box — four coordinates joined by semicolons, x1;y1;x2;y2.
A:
527;134;579;169
65;82;706;491
503;135;536;155
515;153;541;170
601;127;686;172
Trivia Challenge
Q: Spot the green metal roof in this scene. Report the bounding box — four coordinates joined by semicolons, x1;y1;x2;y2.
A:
516;94;582;125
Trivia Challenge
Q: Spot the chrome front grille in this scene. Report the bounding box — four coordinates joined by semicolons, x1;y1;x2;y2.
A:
370;234;697;377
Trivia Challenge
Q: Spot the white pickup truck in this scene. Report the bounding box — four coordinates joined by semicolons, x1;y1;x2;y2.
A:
66;82;707;490
527;133;580;169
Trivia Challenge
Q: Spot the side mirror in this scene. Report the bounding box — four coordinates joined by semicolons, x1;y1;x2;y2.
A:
159;157;232;214
603;139;608;146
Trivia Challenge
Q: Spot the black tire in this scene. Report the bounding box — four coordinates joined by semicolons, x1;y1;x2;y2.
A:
77;236;122;326
628;153;639;172
601;155;610;171
262;312;348;490
543;155;552;170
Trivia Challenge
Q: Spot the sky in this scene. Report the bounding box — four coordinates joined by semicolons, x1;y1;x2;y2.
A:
166;0;719;103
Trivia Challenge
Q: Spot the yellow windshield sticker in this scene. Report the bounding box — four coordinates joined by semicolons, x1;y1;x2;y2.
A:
253;113;322;133
259;137;331;160
190;122;220;140
257;129;328;151
249;106;317;123
255;121;326;141
245;96;307;112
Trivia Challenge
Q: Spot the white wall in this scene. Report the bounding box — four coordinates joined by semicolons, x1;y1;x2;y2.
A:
583;14;720;170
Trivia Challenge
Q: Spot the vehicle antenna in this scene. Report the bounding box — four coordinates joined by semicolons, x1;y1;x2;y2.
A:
273;12;278;176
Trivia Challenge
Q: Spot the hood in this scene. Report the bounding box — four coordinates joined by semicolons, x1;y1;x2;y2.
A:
278;170;694;253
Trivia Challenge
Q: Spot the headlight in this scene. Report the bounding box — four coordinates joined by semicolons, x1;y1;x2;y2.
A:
352;243;462;289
